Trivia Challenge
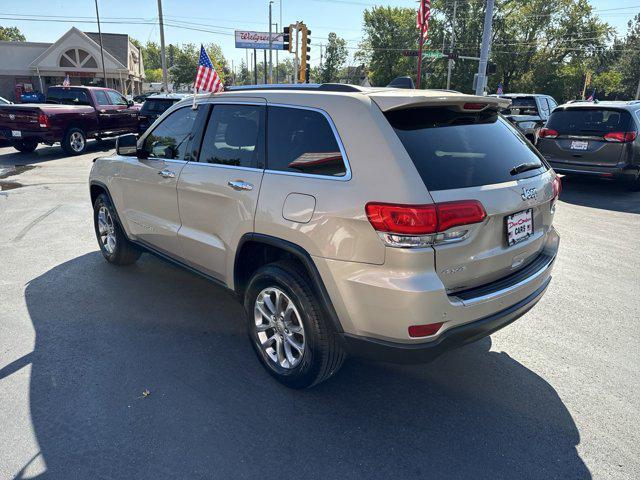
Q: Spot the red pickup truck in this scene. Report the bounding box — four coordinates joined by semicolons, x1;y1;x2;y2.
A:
0;86;139;155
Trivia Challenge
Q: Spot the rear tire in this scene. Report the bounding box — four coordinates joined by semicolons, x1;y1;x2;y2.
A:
244;261;345;389
12;139;38;153
62;127;87;155
93;193;141;265
625;174;640;192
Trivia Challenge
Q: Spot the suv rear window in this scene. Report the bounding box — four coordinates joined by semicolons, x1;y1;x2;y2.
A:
546;108;633;136
141;99;177;115
502;97;539;115
46;88;90;106
386;107;547;191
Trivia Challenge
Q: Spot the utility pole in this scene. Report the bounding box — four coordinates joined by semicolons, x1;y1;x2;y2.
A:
446;0;457;90
293;22;300;84
320;43;323;70
275;23;279;84
475;0;495;96
94;0;108;89
253;49;258;85
268;1;273;84
263;49;268;84
157;0;169;92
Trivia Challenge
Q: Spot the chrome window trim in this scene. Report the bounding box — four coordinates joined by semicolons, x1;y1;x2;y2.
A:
184;162;262;172
265;103;352;182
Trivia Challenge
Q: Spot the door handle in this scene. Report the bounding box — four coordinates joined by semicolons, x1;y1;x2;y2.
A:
158;169;176;178
227;180;253;191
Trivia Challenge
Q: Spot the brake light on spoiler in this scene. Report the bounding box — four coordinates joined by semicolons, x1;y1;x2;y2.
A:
365;200;486;248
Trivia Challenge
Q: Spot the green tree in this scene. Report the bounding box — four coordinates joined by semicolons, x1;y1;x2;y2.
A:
0;26;26;41
320;33;348;83
358;7;418;86
145;68;163;83
615;14;640;98
142;41;162;70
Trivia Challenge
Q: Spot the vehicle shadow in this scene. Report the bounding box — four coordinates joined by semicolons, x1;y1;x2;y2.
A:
16;252;590;479
0;139;115;166
558;174;640;214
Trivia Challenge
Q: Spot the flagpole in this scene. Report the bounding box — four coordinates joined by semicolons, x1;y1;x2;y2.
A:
417;31;424;89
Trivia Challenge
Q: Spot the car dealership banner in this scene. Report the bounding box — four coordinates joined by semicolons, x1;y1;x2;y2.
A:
235;30;284;50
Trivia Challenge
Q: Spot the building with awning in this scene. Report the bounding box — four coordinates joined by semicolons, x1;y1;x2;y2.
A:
0;27;145;102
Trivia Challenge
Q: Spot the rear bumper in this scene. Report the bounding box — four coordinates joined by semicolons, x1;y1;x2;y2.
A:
341;278;550;364
547;158;639;179
0;128;61;144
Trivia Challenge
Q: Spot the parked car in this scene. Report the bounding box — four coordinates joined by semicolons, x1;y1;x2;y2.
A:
89;84;560;388
537;100;640;190
138;93;191;134
0;96;11;105
491;93;558;142
0;86;139;155
133;92;155;104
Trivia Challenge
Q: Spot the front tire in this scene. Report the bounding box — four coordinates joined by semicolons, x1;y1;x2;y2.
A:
62;127;87;155
12;139;38;153
93;193;141;265
244;261;345;389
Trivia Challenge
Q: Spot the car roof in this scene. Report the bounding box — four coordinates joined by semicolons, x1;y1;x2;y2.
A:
146;93;191;100
555;100;640;111
189;83;511;112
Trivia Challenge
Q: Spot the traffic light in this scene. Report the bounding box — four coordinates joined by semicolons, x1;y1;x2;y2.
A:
299;23;311;83
487;62;497;75
284;26;292;53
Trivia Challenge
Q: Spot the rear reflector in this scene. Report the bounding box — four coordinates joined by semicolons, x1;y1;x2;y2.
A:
366;200;486;235
538;128;558;139
408;322;443;337
603;131;636;143
552;176;562;199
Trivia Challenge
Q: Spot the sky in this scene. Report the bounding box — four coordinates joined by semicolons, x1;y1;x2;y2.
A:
2;0;639;71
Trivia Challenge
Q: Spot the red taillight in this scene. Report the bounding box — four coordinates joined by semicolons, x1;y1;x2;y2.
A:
463;102;487;111
603;131;636;143
365;200;486;235
538;128;558;139
552;176;562;199
38;112;49;128
408;322;443;338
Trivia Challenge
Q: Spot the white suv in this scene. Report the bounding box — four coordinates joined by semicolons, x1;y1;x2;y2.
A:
90;84;560;388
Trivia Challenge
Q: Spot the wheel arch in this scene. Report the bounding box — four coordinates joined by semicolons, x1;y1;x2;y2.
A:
234;233;344;334
89;180;131;240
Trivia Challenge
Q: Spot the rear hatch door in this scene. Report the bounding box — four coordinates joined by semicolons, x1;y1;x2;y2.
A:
0;105;41;133
538;107;633;166
382;104;555;292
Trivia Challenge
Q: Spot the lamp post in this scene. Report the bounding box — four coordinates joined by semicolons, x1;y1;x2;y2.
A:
94;0;108;88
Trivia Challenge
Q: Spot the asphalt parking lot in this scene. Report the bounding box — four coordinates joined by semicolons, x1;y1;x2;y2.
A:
0;142;638;480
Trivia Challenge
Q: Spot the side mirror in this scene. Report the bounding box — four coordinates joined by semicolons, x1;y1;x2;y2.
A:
116;134;138;156
128;100;134;107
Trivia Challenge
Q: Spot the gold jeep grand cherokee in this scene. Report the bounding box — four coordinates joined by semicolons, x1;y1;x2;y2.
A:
89;83;560;388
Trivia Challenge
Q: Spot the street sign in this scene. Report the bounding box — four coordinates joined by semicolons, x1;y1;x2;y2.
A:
423;51;445;59
235;30;284;50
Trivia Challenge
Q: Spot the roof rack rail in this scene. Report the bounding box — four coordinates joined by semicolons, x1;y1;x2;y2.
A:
226;83;362;93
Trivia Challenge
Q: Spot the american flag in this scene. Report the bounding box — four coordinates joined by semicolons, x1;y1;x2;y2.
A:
586;89;596;101
417;0;431;42
62;75;70;87
194;45;223;93
497;83;503;96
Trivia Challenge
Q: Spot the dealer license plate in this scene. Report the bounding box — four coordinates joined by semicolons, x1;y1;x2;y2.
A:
507;209;533;246
570;140;588;150
11;130;21;138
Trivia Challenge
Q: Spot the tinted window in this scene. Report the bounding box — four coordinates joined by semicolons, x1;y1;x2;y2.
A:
546;108;633;135
503;97;539;115
386;107;547;191
143;107;197;160
267;106;346;177
141;99;177;116
46;88;90;106
94;90;110;106
199;104;265;168
107;90;127;106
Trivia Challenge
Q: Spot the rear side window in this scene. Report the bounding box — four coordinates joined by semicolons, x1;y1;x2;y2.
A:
503;97;538;115
199;104;265;168
94;90;110;106
386;107;547;191
267;106;346;177
546;108;633;135
143;107;198;160
141;99;176;115
46;88;90;106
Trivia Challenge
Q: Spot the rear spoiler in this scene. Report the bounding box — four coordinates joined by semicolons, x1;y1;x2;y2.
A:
369;91;512;113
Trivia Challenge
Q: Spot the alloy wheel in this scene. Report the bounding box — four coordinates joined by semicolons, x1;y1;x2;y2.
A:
254;287;306;369
70;132;85;152
97;206;116;254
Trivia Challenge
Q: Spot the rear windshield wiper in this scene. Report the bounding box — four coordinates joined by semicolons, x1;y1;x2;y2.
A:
510;162;542;176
